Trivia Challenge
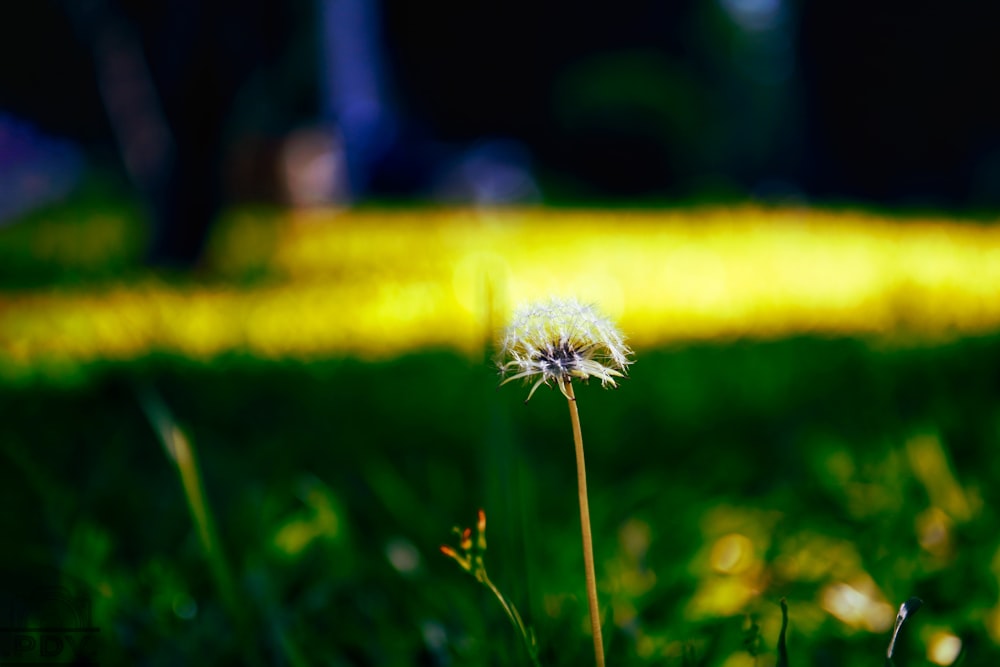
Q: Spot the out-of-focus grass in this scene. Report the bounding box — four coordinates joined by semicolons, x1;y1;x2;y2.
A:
3;342;999;665
2;204;1000;665
3;206;1000;384
0;190;144;285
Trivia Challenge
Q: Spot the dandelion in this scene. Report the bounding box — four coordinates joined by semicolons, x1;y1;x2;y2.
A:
498;298;633;402
497;297;633;667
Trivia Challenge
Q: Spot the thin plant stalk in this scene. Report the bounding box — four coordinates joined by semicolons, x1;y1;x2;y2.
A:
140;389;240;614
139;388;262;667
564;379;605;667
170;426;241;615
442;511;541;667
479;570;541;667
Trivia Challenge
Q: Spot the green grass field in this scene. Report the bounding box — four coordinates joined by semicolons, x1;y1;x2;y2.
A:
2;203;999;666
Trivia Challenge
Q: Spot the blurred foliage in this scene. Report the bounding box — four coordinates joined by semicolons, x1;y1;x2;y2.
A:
0;181;145;287
3;204;1000;665
3;337;1000;665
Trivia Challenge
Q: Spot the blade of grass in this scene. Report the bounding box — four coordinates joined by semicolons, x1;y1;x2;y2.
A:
886;597;923;667
776;598;789;667
137;385;262;667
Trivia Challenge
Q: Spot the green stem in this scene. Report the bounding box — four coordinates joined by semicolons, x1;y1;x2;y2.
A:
481;572;541;667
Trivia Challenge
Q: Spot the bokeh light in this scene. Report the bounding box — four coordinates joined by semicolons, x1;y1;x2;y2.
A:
927;631;962;666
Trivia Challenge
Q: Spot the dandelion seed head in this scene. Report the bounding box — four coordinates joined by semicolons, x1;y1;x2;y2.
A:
497;297;633;401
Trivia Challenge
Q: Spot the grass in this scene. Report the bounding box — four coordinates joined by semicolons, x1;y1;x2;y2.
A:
2;202;998;665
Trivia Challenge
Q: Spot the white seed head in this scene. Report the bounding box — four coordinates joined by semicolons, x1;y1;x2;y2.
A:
497;298;633;401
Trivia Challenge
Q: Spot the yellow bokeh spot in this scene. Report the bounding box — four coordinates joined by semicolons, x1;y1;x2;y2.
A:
272;486;341;556
986;605;1000;643
927;631;962;666
916;507;953;558
686;576;758;619
906;434;974;522
718;652;759;667
774;533;862;582
634;632;657;659
820;575;894;632
711;533;755;575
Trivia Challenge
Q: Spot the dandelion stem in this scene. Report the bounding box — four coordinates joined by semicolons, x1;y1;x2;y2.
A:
564;379;606;667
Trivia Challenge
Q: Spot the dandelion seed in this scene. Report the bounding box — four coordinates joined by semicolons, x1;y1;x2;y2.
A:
497;298;633;401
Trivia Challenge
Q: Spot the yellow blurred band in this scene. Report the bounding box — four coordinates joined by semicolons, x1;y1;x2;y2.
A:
3;206;1000;382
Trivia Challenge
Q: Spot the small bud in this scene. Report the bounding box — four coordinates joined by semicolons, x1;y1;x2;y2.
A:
440;545;472;572
477;509;488;551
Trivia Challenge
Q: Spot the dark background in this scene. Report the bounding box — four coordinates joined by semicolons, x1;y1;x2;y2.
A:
3;0;1000;208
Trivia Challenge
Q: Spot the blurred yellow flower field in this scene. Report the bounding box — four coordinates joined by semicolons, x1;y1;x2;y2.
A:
3;206;1000;382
